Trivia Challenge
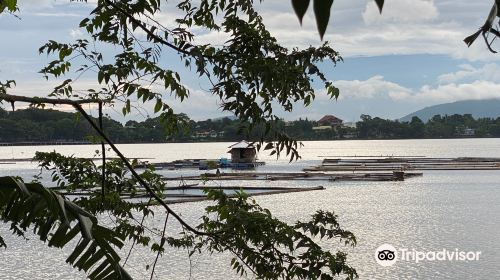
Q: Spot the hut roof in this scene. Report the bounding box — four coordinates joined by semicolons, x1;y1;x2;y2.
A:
228;140;254;149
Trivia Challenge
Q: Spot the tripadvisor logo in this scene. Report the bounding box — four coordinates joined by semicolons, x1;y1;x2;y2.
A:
375;244;397;267
375;244;482;267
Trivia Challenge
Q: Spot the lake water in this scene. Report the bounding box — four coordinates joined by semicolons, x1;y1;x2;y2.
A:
1;139;500;279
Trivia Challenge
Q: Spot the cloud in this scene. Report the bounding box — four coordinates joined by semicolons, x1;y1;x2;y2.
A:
70;28;83;38
413;81;500;102
125;0;494;62
6;1;497;62
362;0;439;24
333;75;411;99
437;63;500;84
328;66;500;104
252;1;498;61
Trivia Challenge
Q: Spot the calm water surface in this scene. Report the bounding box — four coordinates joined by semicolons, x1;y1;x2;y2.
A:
1;139;500;279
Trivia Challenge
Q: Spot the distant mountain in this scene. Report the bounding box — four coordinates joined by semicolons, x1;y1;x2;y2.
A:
400;99;500;122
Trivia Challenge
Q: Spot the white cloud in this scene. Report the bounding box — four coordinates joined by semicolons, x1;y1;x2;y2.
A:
333;75;411;99
362;0;439;24
437;63;500;84
413;81;500;102
70;28;83;38
328;69;500;104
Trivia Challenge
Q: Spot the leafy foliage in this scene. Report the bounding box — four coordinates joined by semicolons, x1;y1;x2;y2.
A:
0;176;132;280
34;0;342;161
33;151;162;219
168;189;357;280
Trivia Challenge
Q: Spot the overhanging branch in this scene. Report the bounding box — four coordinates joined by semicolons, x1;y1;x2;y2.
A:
0;93;103;105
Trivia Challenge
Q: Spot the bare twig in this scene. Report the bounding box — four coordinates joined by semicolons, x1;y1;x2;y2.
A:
98;101;106;201
150;211;170;280
124;197;153;266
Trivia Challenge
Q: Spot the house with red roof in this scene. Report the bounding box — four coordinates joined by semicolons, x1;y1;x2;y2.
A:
318;115;343;128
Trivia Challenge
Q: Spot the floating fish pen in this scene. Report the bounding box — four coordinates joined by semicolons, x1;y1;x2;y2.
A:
304;157;500;172
163;171;422;182
57;183;324;204
162;186;325;204
137;158;265;170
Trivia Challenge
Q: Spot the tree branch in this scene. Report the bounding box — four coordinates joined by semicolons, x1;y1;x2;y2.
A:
0;93;103;105
98;102;106;201
104;0;197;58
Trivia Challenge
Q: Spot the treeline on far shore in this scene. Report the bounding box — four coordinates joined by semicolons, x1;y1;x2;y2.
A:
1;107;500;144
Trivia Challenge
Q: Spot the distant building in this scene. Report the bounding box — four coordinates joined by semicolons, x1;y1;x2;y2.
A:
228;140;257;163
318;115;343;128
456;127;475;137
312;126;333;132
342;122;357;129
193;131;210;138
193;130;223;139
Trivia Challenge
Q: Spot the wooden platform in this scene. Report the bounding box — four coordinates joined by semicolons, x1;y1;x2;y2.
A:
163;171;422;182
59;184;325;204
163;186;325;204
305;157;500;172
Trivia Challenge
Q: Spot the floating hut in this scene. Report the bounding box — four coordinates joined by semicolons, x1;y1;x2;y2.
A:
228;140;257;163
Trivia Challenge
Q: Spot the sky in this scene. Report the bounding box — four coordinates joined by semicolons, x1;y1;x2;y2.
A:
0;0;499;122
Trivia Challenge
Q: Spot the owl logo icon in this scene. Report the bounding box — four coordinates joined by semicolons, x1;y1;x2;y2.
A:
375;244;398;267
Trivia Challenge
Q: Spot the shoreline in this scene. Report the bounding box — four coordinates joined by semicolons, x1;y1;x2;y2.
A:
0;136;499;147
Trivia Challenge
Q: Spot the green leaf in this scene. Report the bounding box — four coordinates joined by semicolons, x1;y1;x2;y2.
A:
374;0;384;13
66;239;90;265
313;0;334;40
3;0;16;11
0;177;30;196
154;99;162;113
56;195;70;226
76;214;94;240
292;0;310;24
125;99;131;115
97;71;104;84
